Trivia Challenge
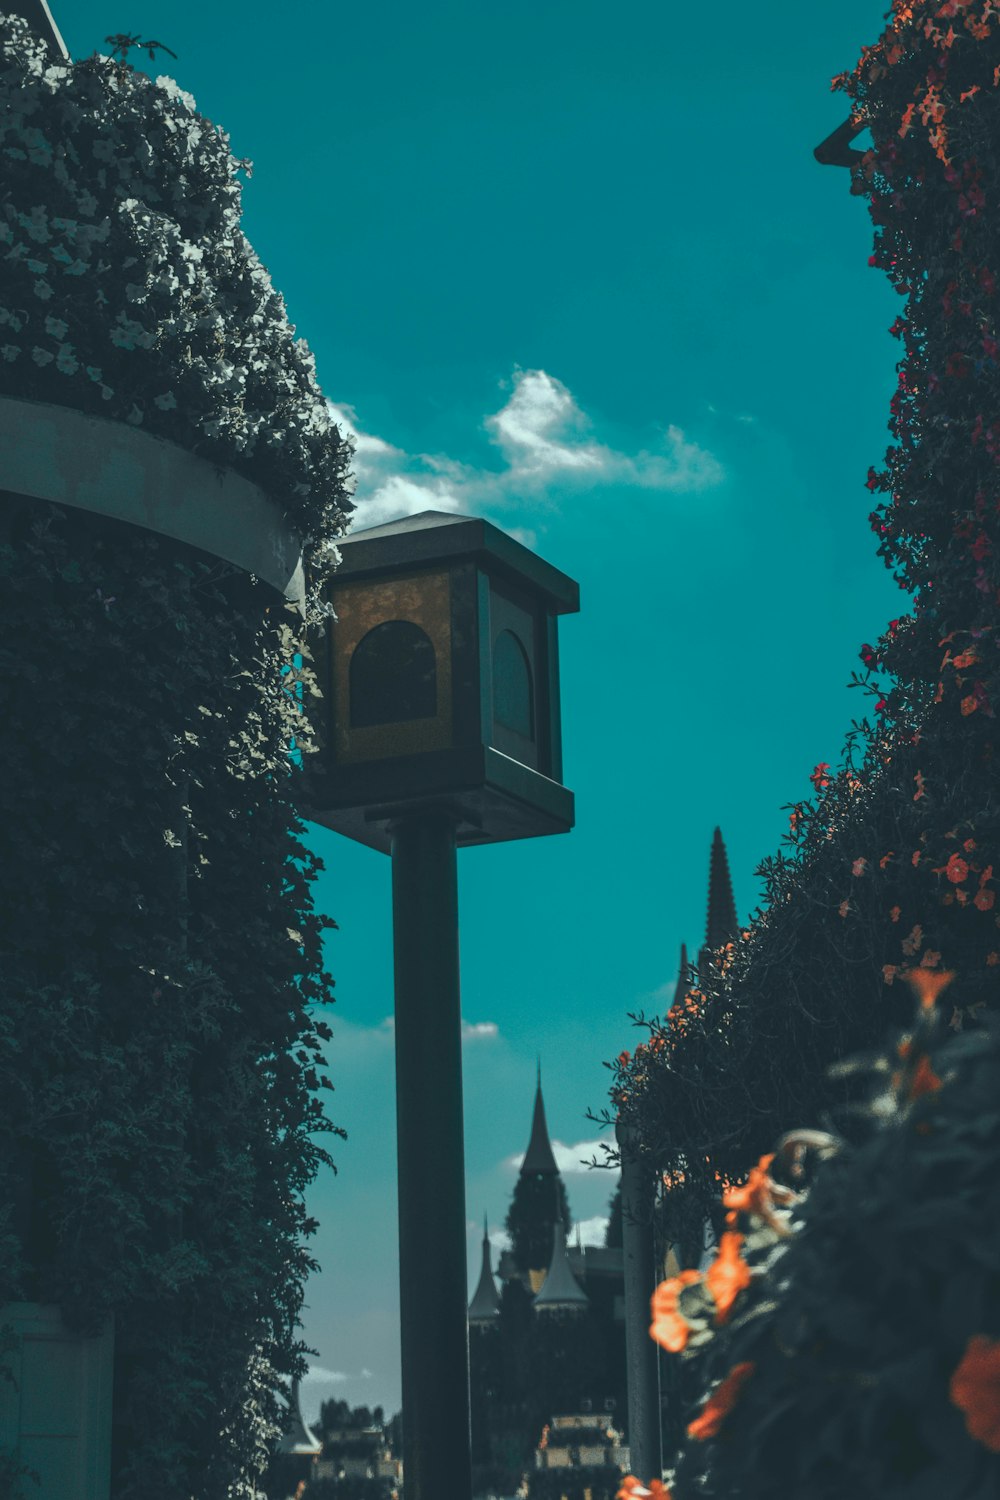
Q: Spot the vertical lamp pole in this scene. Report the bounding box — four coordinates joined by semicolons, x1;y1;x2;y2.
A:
617;1118;662;1484
391;807;471;1500
302;509;579;1500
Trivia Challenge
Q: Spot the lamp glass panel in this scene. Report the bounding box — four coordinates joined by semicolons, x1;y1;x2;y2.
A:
493;629;534;739
349;620;437;727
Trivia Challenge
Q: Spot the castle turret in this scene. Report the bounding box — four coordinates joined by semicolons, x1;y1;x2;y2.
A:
533;1217;588;1314
468;1217;501;1325
698;827;738;980
504;1066;572;1286
521;1062;559;1175
278;1380;322;1457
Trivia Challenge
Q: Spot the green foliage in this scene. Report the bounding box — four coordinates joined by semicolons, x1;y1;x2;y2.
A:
0;15;353;563
505;1173;572;1274
664;993;1000;1499
0;15;357;1495
0;500;342;1497
610;0;1000;1239
612;4;1000;1495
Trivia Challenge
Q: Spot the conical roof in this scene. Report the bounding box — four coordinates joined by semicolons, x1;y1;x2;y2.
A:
698;828;737;977
521;1063;559;1175
468;1217;500;1323
705;827;738;949
672;942;691;1010
533;1217;588;1313
6;0;69;58
277;1379;322;1456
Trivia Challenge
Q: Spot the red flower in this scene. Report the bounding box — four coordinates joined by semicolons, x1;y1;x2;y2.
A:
909;1054;941;1100
705;1233;751;1324
951;1336;1000;1451
687;1362;756;1441
617;1478;671;1500
650;1271;700;1354
946;853;970;883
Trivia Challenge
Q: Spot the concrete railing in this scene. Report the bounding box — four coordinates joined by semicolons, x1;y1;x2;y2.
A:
0;395;305;606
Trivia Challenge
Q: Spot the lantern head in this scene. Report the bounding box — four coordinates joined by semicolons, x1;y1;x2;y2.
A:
301;511;578;852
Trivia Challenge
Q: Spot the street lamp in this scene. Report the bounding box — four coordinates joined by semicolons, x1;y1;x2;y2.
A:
303;509;579;1500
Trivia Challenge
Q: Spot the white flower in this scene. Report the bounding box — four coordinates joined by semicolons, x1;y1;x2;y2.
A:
30;346;53;366
44;314;68;340
153;391;177;410
55;344;78;375
32;279;52;300
125;404;144;425
1;344;20;362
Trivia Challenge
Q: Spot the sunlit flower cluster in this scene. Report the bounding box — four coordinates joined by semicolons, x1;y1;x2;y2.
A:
0;15;353;567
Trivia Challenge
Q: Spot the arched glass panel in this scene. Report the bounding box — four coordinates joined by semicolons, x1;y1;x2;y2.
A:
493;629;534;739
349;620;437;727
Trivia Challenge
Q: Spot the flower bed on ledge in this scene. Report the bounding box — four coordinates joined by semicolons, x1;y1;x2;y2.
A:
0;13;353;573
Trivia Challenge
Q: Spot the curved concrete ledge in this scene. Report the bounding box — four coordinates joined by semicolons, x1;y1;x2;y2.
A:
0;395;305;606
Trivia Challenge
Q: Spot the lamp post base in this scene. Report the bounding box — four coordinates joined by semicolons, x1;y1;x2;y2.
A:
391;808;472;1500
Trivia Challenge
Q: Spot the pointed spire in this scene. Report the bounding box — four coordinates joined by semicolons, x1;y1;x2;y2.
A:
468;1216;501;1324
277;1379;323;1456
5;1;70;59
533;1216;588;1313
672;942;691;1010
521;1065;559;1176
698;828;738;977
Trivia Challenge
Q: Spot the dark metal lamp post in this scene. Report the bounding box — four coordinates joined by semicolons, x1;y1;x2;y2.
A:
303;509;579;1500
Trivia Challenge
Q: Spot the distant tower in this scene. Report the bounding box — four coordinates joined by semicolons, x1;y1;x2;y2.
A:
532;1217;588;1315
504;1065;571;1289
275;1380;322;1489
697;827;738;981
468;1217;501;1325
672;940;691;1011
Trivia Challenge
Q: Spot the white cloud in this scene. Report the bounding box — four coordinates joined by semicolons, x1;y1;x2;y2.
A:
572;1214;610;1248
303;1365;350;1384
462;1020;499;1042
370;1015;498;1044
504;1136;619;1176
329;368;722;531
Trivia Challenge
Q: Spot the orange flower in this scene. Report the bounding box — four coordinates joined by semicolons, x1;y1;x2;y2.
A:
687;1362;756;1441
906;968;955;1010
883;964;899;985
705;1232;751;1324
617;1478;671;1500
852;857;868;877
890;905;902;923
947;853;970;883
909;1054;941;1100
950;1336;1000;1451
722;1154;774;1217
975;888;996;912
650;1270;700;1353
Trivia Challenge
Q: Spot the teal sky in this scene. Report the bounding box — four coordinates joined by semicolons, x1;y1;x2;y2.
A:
62;0;903;1419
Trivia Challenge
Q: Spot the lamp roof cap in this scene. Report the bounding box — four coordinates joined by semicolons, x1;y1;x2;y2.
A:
337;509;579;615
